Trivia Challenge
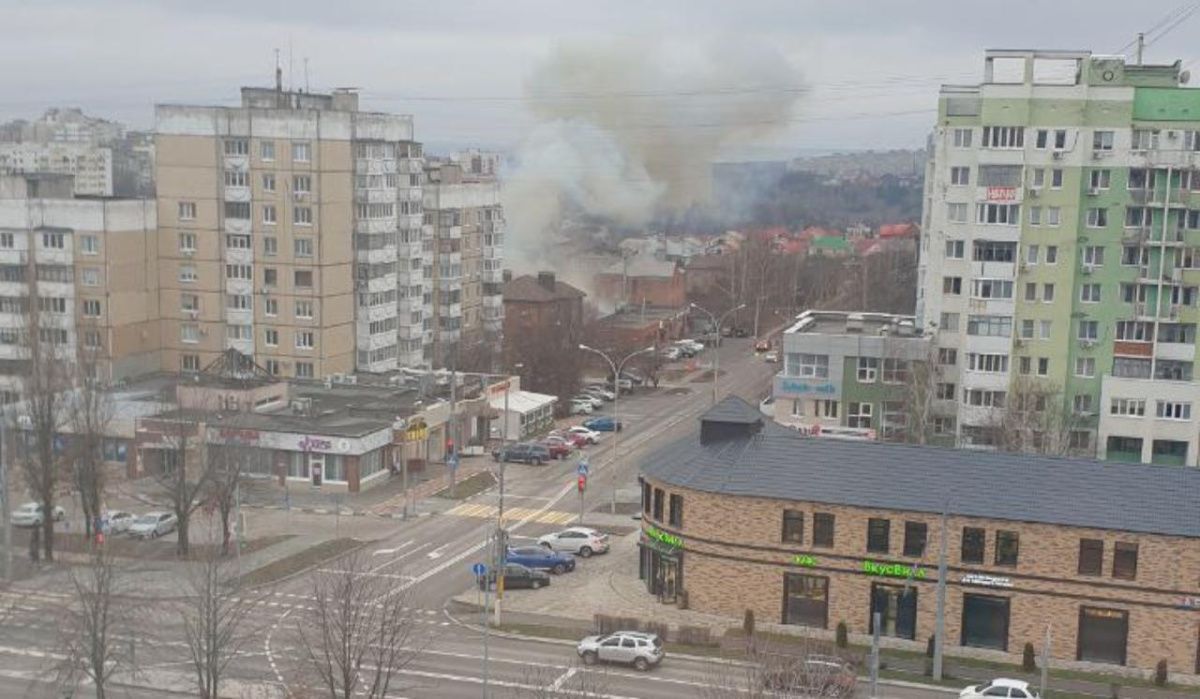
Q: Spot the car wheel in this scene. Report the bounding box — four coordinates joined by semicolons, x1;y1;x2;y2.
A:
552;563;566;575
531;579;543;590
582;651;598;666
578;546;593;558
540;542;552;549
634;657;650;671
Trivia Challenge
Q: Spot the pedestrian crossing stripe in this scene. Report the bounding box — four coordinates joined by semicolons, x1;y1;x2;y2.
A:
445;503;576;525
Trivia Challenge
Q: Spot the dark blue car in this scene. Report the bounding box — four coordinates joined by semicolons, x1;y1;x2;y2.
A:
506;546;576;574
583;416;623;432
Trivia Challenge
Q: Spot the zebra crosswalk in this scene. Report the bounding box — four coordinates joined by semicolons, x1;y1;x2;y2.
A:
444;502;577;526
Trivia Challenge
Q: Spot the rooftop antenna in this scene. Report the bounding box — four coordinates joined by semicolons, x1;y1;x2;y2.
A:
274;49;282;92
288;36;294;92
304;57;310;93
1136;32;1144;65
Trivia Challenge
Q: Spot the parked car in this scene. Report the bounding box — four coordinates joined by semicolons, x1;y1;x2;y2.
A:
577;631;664;671
506;546;576;574
10;502;65;528
960;679;1039;699
128;511;178;539
569;399;594;416
549;430;590;448
566;426;602;444
538;437;573;460
493;442;552;465
760;654;856;697
763;350;779;363
754;339;771;352
734;327;749;338
573;394;604;409
621;369;646;385
583;385;615;401
539;527;610;557
677;339;705;354
583;416;623;432
662;346;682;361
720;325;734;337
104;510;136;534
478;563;551;591
606;377;634;393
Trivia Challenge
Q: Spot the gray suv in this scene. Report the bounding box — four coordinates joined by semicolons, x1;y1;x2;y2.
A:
577;631;664;671
492;442;551;465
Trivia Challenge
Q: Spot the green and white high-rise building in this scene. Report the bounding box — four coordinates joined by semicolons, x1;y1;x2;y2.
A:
919;49;1200;466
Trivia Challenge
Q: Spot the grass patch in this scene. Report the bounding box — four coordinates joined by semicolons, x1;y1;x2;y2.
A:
235;537;364;587
435;471;496;500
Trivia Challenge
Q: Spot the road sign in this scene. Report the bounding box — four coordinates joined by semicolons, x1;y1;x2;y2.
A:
576;459;589;476
472;562;487;577
447;453;460;472
577;475;587;492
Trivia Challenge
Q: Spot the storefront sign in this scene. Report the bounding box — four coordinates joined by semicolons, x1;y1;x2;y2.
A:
986;186;1017;201
1179;596;1200;610
862;560;928;580
644;525;683;549
488;380;512;395
299;435;333;452
961;573;1013;589
792;554;817;567
778;379;836;396
217;428;260;446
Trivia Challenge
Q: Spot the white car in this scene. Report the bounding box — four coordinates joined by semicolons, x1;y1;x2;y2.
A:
539;527;610;557
104;510;136;534
662;346;682;361
763;350;780;363
567;426;602;444
960;679;1039;699
128;511;177;539
569;400;594;415
573;394;604;409
10;502;65;527
583;386;615;401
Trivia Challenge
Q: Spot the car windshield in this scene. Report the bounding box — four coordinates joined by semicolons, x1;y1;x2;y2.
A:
135;515;159;524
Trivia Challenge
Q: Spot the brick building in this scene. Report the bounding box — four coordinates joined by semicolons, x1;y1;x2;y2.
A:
639;397;1200;677
502;271;586;400
594;256;685;309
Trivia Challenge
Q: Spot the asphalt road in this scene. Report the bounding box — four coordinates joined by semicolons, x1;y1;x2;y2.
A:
0;337;950;698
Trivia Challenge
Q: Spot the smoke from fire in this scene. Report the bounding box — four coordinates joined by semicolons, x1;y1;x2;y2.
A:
502;38;805;278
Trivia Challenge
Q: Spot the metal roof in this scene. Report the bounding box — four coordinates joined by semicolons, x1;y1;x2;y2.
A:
641;397;1200;538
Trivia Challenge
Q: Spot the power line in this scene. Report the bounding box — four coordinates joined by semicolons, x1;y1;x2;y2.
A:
1144;2;1200;49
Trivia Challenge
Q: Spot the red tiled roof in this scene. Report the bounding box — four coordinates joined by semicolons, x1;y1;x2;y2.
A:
503;275;586;303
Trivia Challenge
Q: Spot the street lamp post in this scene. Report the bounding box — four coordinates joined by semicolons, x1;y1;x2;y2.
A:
688;302;746;405
579;344;655;514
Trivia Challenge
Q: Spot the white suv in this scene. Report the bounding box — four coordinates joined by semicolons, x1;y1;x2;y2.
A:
539;527;610;557
10;502;65;527
578;631;663;671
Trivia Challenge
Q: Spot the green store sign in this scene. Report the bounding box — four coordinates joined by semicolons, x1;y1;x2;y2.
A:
862;559;927;580
644;525;683;549
792;554;817;567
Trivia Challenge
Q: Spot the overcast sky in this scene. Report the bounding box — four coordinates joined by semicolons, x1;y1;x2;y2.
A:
2;0;1197;156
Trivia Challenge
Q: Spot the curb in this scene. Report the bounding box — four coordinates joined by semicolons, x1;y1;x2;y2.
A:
239;502;435;520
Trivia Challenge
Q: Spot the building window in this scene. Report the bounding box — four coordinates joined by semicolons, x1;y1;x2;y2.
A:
982;126;1024;149
179;265;197;283
224;170;249;188
1077;607;1128;666
265;359;280;376
224;201;250;220
296;300;314;319
294;238;314;257
263;205;277;224
939;312;959;332
1090;169;1111;189
947;203;968;223
994;530;1019;566
961;527;985;564
180;324;199;344
264;237;278;256
812;513;834;548
292;142;311;162
945;240;964;258
651;488;664;521
224;139;248;156
1075;357;1096;377
295;331;315;350
81;299;101;317
938;348;957;366
903;521;927;557
82;268;99;286
642;482;652;515
668;494;683;528
1078;320;1099;340
976;203;1020;225
293;206;313;225
1155;400;1192;420
179;232;196;253
866;518;890;554
870;584;917;640
881;358;909;383
1086;208;1109;228
962;594;1010;651
950;167;970;185
848;402;873;429
295;362;314;379
793;353;828;379
952;128;973;148
264;328;278;347
943;276;962;295
260;140;275;161
293;174;311;195
782;574;828;629
1112;542;1138;580
1092;130;1114;152
294;270;314;288
1078;539;1103;576
1080;284;1101;303
181;354;200;372
782;510;804;544
178;201;196;221
262;173;276;192
80;235;99;255
263;268;277;287
857;357;878;382
264;298;278;316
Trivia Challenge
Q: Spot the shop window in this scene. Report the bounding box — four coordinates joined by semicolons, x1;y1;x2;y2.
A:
870;583;917;640
782;574;827;629
1078;539;1103;576
652;488;664;521
642;481;652;514
782;510;804;544
961;594;1010;651
1112;542;1138;580
961;527;985;564
867;518;890;554
903;521;927;557
813;513;835;548
995;530;1019;566
668;494;683;528
1077;607;1128;665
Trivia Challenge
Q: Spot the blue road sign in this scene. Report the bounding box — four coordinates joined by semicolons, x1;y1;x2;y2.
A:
471;562;487;577
577;458;590;476
447;454;460;472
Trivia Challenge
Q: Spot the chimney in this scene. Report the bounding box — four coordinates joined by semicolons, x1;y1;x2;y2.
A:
537;271;556;292
502;269;513;283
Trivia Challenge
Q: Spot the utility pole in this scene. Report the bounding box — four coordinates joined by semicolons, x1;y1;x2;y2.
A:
1136;32;1145;65
481;532;491;699
933;502;949;680
870;611;881;698
448;367;457;494
1;421;10;581
1040;624;1052;698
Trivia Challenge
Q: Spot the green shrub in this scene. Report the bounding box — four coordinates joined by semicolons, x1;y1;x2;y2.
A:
1154;660;1168;687
1022;642;1037;672
743;609;756;636
836;621;849;648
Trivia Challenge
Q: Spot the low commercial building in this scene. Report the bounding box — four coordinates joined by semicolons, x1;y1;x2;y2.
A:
639;397;1200;677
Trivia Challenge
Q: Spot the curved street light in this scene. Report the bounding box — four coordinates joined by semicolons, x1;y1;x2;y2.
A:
689;302;746;405
578;344;655;514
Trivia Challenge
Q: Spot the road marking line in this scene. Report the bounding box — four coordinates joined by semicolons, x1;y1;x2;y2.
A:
548;666;578;692
371;539;414;556
367;541;431;574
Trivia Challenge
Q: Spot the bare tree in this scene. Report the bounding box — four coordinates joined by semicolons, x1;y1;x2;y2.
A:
506;659;610;698
893;340;947;446
179;544;262;699
67;344;112;540
985;376;1082;457
700;637;856;699
150;408;211;558
55;548;135;699
204;441;263;557
294;551;427;698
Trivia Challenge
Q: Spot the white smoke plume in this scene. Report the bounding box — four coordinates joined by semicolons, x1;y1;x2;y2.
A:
503;38;805;275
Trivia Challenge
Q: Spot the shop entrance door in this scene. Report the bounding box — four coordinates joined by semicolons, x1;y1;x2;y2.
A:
1077;607;1128;666
870;584;917;640
656;558;678;604
310;453;324;486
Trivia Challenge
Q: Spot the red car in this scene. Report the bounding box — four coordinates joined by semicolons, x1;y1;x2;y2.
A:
549;431;589;449
539;437;574;460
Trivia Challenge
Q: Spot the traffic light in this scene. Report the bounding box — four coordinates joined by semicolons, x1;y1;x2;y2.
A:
578;475;587;492
445;438;455;455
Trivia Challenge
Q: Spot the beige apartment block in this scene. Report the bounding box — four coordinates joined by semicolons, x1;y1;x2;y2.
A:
155;86;425;379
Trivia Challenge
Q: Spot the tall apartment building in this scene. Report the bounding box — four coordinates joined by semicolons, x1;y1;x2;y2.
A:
155;85;427;379
919;49;1200;466
0;142;114;197
0;173;158;399
424;159;504;368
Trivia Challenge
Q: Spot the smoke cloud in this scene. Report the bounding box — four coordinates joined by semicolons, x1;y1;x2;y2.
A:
503;38;805;274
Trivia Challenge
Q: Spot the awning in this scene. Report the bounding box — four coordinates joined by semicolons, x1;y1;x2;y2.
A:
488;390;556;415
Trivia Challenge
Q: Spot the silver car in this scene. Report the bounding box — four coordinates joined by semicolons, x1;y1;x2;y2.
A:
577;631;663;671
539;527;610;557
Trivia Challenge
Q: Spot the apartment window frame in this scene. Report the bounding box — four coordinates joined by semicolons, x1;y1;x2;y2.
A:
782;509;804;544
994;531;1020;567
857;356;878;382
178;201;197;221
295;330;315;350
260;140;275;161
291;141;312;163
903;521;927;558
812;513;834;548
961;527;985;564
866;518;890;554
1078;539;1103;576
1112;542;1138;580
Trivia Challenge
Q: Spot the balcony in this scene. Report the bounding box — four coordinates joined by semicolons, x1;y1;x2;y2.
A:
398;323;423;341
224;247;253;265
224;185;251;203
354;332;398;352
355;218;398;235
223;154;249;171
225;278;253;296
440;302;463;318
400;186;422;202
354;188;397;204
354;158;396;175
356;247;397;265
357;301;398;324
443;225;463;240
438;277;463;292
364;273;398;294
439;328;462;343
1156;341;1196;363
481;268;503;284
34;245;72;266
224;308;253;326
224;218;251;235
225;336;253;355
422;224;434;241
482;245;502;260
0;250;27;266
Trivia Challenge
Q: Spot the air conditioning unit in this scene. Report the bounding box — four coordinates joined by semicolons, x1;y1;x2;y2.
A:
1081;265;1094;275
184;309;199;319
182;249;195;257
1080;339;1097;349
1167;130;1180;140
1052;150;1065;160
1086;187;1101;196
1028;188;1041;198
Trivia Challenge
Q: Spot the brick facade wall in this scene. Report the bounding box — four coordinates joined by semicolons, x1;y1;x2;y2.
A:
642;478;1200;675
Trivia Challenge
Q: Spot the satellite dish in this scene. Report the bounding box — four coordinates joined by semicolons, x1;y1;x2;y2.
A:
1182;70;1192;85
